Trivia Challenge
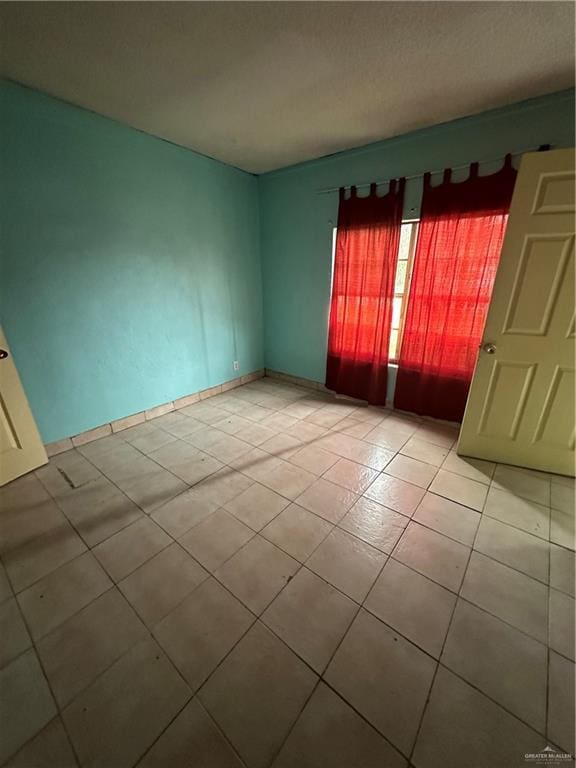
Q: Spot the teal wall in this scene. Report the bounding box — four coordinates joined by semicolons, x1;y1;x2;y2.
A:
0;82;262;443
259;90;575;385
1;83;574;444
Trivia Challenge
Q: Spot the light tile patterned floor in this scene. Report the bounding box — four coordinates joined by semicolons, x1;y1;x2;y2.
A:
0;377;574;767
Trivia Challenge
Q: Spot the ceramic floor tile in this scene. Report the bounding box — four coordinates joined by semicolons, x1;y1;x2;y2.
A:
484;487;550;540
0;495;65;556
429;470;487;512
199;622;317;768
234;423;277;447
548;651;575;754
550;543;575;597
322;458;379;495
295;478;359;524
440;451;496;485
272;682;406;768
56;478;144;547
400;437;449;467
138;698;244;768
229;448;284;483
153;414;205;439
412;666;543;768
36;451;101;497
179;509;254;571
4;717;77;768
192;468;254;507
412;492;480;546
62;637;191;768
259;433;303;459
363;473;425;516
0;649;57;765
212;414;254;435
147;438;201;469
384;454;438;489
119;543;208;627
0;562;13;604
0;597;31;669
307;528;386;602
288;445;340;475
260;461;317;500
551;482;575;514
121;468;188;513
261;503;332;562
3;519;87;593
93;517;172;581
461;552;548;643
37;588;147;707
205;435;254;464
214;536;300;615
363;426;411;452
442;599;547;731
365;558;456;657
341;440;395;472
393;521;470;592
492;464;551;506
549;588;575;661
550;507;575;551
325;609;436;755
154;578;253;690
474;516;549;583
338;497;408;553
150;489;218;538
17;552;112;640
332;418;375;440
262;568;357;672
129;429;177;455
413;423;459;448
224;482;290;531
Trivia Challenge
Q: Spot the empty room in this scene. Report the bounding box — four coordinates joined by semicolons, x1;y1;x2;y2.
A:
0;2;575;766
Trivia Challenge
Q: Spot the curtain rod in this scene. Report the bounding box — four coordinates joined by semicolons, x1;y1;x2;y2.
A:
315;145;550;195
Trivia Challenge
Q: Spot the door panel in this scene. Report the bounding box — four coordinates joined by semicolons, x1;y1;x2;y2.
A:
458;149;575;476
0;327;47;486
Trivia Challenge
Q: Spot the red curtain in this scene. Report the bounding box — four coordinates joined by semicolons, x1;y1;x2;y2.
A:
326;178;405;404
394;156;517;422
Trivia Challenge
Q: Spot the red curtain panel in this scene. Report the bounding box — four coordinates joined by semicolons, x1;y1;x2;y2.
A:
394;156;517;422
326;178;405;404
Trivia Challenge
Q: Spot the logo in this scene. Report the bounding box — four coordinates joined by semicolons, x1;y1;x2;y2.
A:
524;745;574;764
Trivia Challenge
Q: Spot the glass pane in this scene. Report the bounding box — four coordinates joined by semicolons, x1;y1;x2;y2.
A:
392;296;402;328
397;223;412;260
394;259;407;293
389;328;399;360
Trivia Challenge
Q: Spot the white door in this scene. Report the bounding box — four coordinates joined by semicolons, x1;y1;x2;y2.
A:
0;327;48;486
458;149;575;477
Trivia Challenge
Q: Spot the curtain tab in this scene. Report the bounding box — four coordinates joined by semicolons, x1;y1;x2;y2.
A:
423;171;432;188
350;186;358;198
470;162;479;179
443;168;452;184
504;153;513;167
370;182;378;197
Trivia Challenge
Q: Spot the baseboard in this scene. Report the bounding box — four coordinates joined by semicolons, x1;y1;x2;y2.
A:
45;369;265;456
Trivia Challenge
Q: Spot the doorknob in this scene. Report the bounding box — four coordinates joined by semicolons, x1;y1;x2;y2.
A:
0;350;8;360
481;343;496;355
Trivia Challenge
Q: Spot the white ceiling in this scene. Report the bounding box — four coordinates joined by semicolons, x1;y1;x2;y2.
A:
0;2;574;174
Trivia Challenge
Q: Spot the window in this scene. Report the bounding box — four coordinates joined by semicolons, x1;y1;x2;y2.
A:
389;220;418;361
329;218;418;363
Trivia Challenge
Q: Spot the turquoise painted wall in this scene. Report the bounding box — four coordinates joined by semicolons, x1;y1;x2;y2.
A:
259;90;575;385
0;82;262;443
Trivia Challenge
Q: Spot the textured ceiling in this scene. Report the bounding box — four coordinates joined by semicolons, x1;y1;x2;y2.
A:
0;2;574;174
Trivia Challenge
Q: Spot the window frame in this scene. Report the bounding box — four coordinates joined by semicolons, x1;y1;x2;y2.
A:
389;219;419;364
